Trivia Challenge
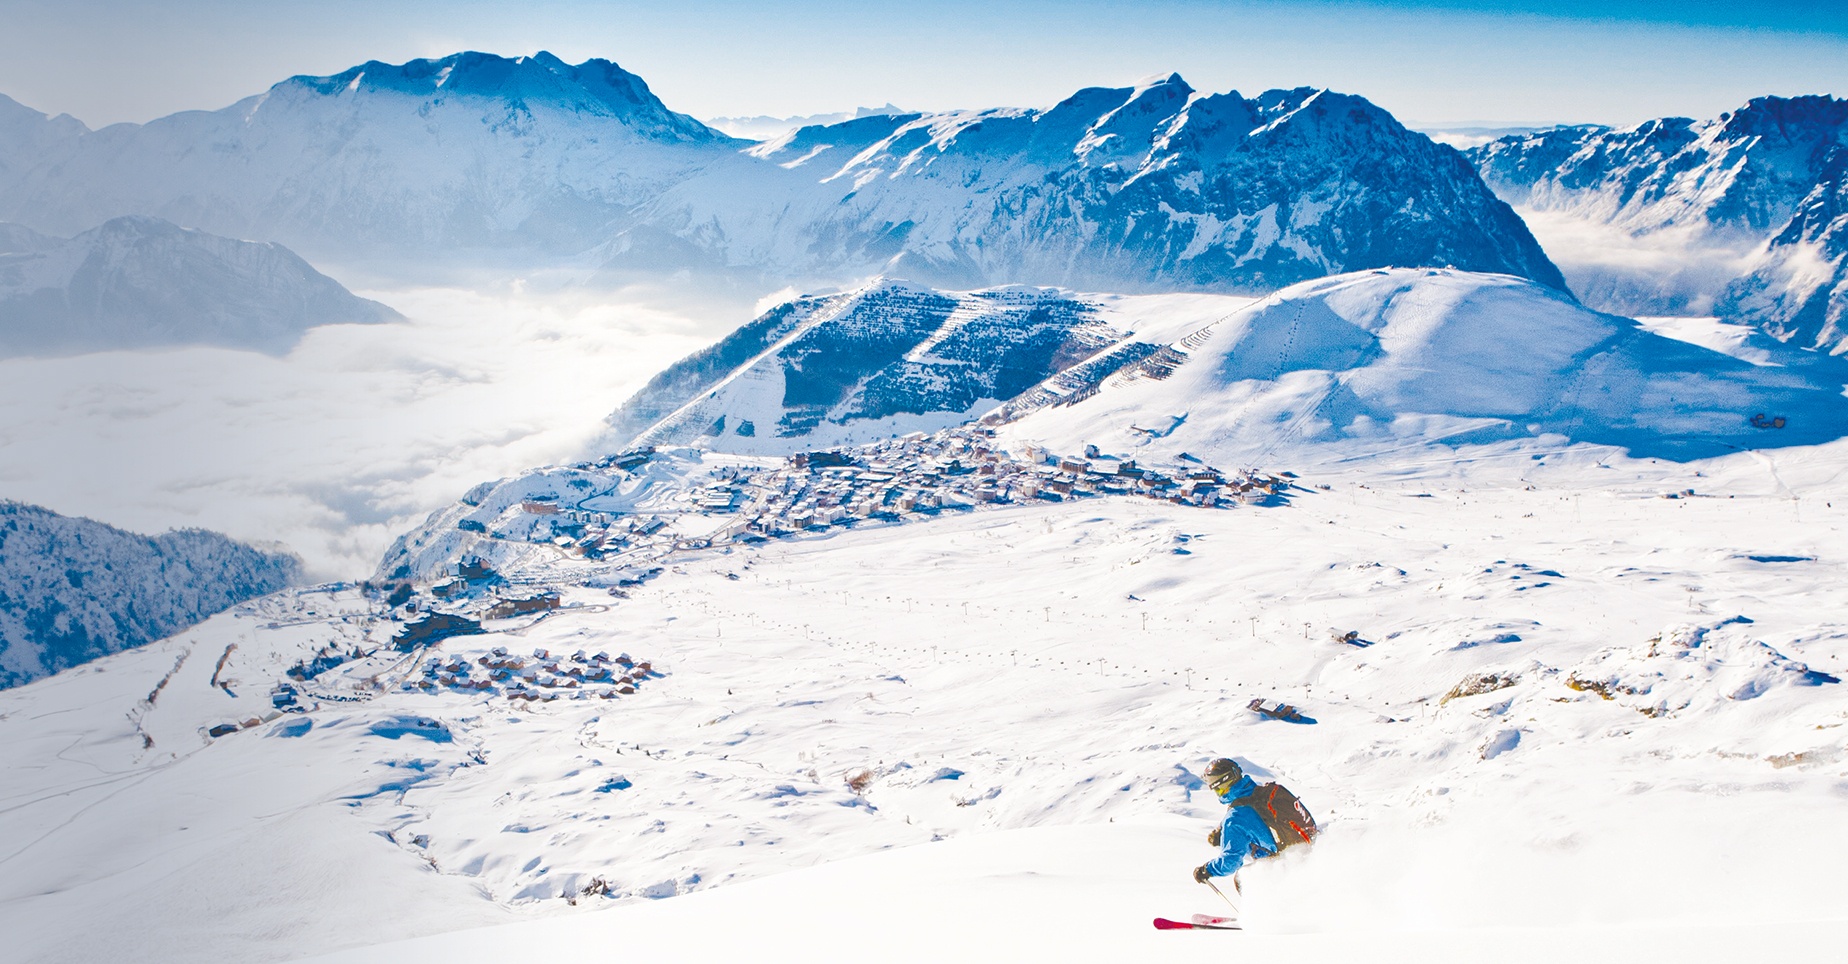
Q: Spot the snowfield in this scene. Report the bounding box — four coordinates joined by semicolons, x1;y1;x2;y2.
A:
3;270;1846;962
5;426;1847;959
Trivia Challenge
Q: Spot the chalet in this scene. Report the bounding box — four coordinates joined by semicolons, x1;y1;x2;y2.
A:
486;592;560;619
457;559;498;581
605;448;653;472
794;451;856;469
392;612;485;652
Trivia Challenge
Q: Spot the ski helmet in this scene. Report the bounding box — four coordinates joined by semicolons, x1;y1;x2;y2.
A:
1204;758;1243;795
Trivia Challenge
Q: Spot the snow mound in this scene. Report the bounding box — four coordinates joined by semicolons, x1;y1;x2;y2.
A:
1003;268;1848;464
1565;617;1839;716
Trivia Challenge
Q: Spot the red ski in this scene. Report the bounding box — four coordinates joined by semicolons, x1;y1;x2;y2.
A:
1153;916;1240;930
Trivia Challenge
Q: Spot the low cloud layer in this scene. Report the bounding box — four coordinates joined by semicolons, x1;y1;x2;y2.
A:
0;283;713;579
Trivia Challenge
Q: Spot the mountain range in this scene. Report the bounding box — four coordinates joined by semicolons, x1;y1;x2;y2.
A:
1470;96;1848;353
0;53;1563;295
636;76;1565;293
0;215;400;355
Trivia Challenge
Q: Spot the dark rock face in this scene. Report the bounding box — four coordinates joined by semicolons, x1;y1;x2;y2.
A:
0;502;302;689
0;215;401;356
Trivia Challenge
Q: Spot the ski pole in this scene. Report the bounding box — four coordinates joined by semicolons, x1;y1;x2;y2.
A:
1205;877;1239;914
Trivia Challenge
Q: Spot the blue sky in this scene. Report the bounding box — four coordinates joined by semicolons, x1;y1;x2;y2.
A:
3;1;1843;129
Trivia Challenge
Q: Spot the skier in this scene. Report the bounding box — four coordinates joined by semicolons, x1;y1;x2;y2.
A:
1193;757;1318;889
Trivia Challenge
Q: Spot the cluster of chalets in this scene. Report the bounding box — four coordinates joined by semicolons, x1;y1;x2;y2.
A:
413;646;656;703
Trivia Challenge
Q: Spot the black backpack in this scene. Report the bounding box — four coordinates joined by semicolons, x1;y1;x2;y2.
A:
1230;782;1319;850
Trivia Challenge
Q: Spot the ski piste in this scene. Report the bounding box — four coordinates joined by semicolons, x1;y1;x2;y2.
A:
1152;916;1241;930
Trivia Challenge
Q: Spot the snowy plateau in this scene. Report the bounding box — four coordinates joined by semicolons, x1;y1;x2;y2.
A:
0;47;1846;964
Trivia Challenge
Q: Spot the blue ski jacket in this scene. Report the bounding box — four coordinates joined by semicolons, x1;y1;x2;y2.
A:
1203;775;1278;878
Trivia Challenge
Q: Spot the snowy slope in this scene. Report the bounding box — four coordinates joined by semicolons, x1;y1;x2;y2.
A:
0;52;742;258
633;78;1564;293
1718;155;1848;355
601;281;1197;454
1002;268;1848;466
1468;96;1848;320
0;501;300;689
0;94;85;194
0;215;401;355
3;439;1846;962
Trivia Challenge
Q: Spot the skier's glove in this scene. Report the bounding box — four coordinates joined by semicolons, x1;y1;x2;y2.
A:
1192;864;1212;884
1207;827;1221;848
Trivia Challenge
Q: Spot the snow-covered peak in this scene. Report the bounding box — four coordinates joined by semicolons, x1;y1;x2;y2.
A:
599;279;1126;455
0;93;88;193
269;50;733;144
0;63;1557;291
0;92;89;136
1472;94;1848;237
708;77;1562;294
